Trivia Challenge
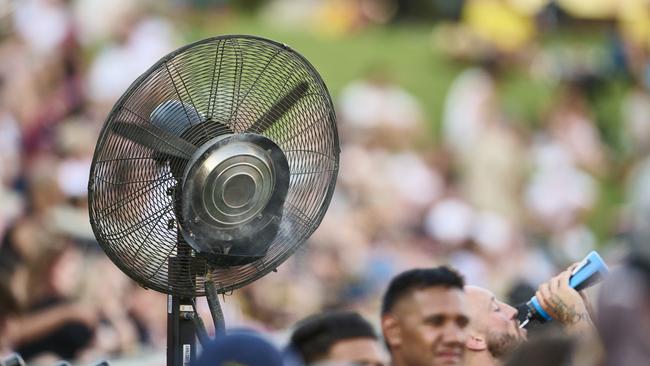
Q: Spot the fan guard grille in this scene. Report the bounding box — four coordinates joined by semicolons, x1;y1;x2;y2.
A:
88;35;339;297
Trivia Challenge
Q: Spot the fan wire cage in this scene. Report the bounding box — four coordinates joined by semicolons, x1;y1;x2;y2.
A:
88;35;339;298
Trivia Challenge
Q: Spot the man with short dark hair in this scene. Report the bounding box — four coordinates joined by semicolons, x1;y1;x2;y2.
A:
380;267;469;366
289;310;387;366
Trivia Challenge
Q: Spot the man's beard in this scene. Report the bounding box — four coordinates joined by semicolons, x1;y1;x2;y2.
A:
486;330;524;360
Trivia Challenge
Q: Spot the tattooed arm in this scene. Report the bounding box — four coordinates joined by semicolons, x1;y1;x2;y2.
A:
535;264;595;336
544;293;593;335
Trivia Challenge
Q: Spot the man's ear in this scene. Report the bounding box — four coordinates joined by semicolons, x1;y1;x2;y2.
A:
381;314;402;348
466;333;487;351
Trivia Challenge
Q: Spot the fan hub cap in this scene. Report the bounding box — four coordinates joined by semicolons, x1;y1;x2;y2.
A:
222;174;256;209
180;133;289;262
192;142;274;226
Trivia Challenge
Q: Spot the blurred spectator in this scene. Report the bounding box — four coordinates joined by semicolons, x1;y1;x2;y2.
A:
462;0;536;53
442;66;496;157
87;10;177;106
524;135;597;233
261;0;383;38
627;155;650;239
0;78;23;238
597;252;650;365
0;77;21;186
0;253;21;355
424;196;474;249
72;0;139;45
2;231;98;361
443;63;526;222
546;81;607;174
13;0;71;56
339;67;425;149
460;115;525;222
622;83;650;156
288;311;387;366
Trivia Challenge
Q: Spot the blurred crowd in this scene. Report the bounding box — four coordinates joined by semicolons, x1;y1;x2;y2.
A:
0;0;650;364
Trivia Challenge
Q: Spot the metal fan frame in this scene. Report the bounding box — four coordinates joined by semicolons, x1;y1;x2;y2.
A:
88;34;340;297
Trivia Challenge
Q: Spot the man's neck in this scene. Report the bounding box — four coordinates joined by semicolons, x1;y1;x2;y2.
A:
464;349;500;366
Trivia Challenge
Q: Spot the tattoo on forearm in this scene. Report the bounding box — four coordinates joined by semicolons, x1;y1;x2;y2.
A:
547;294;590;325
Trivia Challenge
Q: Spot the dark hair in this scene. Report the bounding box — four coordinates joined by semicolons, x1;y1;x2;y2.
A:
289;311;378;363
381;266;465;315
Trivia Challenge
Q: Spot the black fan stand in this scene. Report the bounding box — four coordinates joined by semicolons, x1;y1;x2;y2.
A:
166;239;198;366
167;187;226;366
166;251;227;366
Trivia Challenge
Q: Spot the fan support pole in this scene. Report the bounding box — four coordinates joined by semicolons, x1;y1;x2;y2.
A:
167;240;197;366
167;294;196;366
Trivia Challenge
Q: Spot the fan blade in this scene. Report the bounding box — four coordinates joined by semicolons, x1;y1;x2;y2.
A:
247;81;309;133
151;100;203;137
112;121;197;159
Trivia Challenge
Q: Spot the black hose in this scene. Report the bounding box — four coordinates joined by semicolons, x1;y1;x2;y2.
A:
205;279;226;335
191;298;211;347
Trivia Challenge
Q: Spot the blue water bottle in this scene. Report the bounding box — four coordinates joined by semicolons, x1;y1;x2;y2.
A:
523;251;609;325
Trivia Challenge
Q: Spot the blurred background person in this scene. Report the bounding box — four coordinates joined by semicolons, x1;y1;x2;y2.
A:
596;248;650;365
287;311;387;366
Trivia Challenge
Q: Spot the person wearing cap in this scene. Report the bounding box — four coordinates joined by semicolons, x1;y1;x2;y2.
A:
193;330;283;366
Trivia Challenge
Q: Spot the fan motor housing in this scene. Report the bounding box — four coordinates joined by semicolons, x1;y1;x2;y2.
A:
180;133;289;266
